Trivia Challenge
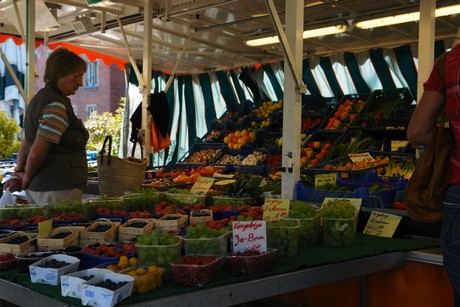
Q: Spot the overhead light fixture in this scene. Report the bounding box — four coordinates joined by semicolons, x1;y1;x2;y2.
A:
356;4;460;29
246;4;460;46
246;25;348;46
71;16;96;34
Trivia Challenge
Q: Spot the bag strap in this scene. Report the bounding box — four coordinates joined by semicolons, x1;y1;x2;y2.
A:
437;52;449;136
131;138;144;159
99;136;113;165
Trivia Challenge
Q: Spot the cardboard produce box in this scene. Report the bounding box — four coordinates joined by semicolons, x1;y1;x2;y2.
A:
61;268;111;298
81;272;134;307
29;254;80;286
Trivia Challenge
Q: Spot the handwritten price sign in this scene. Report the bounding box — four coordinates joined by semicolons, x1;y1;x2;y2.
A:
232;220;267;253
263;198;290;221
190;177;215;195
363;211;402;237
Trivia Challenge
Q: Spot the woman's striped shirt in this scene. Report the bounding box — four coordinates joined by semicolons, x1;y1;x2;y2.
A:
37;101;69;144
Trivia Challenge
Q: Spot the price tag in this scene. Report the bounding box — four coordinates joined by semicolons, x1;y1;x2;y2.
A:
38;219;53;238
190;177;215;195
363;211;402;237
315;173;337;189
348;152;375;163
263;198;290;221
323;197;362;216
232;220;267;253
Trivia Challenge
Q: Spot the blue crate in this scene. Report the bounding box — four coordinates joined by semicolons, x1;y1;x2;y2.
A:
305;150;414;180
81;251;119;269
296;180;397;208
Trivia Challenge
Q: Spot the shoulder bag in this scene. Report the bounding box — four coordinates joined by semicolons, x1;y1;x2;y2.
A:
404;53;453;222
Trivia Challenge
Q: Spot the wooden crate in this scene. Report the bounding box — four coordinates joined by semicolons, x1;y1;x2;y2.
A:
119;218;155;242
37;226;82;251
189;209;213;225
0;231;37;254
79;219;120;247
154;214;188;232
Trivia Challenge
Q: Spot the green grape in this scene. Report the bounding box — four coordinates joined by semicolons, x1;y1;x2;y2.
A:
322;217;356;247
266;219;300;257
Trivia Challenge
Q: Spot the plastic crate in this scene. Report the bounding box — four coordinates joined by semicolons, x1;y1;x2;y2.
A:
318;94;368;131
301;130;345;168
177;143;223;165
296;177;399;208
306;150;414;180
212;148;260;165
321;131;382;163
353;88;414;123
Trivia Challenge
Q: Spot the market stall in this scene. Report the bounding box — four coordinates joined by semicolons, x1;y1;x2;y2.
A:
0;0;459;306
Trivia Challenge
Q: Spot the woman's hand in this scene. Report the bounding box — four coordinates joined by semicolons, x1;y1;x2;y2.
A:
3;172;24;192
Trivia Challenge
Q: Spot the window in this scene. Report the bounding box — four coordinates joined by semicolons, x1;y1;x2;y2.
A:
86;105;97;119
84;60;99;88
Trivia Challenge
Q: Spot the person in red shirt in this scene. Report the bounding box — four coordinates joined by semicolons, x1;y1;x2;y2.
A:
407;42;460;306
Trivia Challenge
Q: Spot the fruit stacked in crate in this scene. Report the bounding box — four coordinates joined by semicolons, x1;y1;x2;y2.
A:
321;95;366;131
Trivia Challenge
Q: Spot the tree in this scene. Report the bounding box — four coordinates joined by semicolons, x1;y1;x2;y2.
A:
0;111;20;159
84;98;124;156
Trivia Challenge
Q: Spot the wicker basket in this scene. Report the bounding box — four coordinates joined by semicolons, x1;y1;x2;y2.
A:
97;136;148;197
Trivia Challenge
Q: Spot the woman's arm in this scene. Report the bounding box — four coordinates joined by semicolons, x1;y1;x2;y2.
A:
407;90;445;146
21;136;53;189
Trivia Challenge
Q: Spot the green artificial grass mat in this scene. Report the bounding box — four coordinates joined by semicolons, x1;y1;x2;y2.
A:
0;233;439;306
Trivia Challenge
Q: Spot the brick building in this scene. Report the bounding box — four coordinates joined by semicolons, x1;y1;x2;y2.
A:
34;45;125;121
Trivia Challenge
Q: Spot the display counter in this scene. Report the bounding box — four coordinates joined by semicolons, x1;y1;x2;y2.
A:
0;234;438;307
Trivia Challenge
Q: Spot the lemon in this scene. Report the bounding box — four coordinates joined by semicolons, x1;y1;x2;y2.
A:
118;255;129;269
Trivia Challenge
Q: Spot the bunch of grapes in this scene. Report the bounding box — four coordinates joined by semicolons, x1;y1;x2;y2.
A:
289;201;320;247
185;223;227;256
136;230;181;266
122;191;159;212
320;200;356;247
266;219;300;257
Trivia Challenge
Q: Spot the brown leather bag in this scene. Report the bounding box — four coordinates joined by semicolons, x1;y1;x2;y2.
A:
404;53;453;222
404;120;453;222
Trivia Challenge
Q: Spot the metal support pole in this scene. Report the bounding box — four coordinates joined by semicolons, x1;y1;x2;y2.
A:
265;0;304;199
118;17;144;92
26;0;35;103
141;0;153;156
164;29;195;92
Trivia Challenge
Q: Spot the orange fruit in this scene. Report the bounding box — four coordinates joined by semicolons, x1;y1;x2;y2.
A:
129;257;138;267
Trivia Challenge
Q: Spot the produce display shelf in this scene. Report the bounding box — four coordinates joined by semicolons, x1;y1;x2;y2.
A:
0;233;438;307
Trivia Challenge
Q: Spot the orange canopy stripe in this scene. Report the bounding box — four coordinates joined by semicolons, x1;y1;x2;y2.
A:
48;42;128;71
0;34;43;48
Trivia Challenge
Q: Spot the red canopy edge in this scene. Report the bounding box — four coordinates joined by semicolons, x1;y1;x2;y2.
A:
0;34;127;70
0;34;43;48
48;42;128;71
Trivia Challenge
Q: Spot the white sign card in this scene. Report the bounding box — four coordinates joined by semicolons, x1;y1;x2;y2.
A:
232;220;267;253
